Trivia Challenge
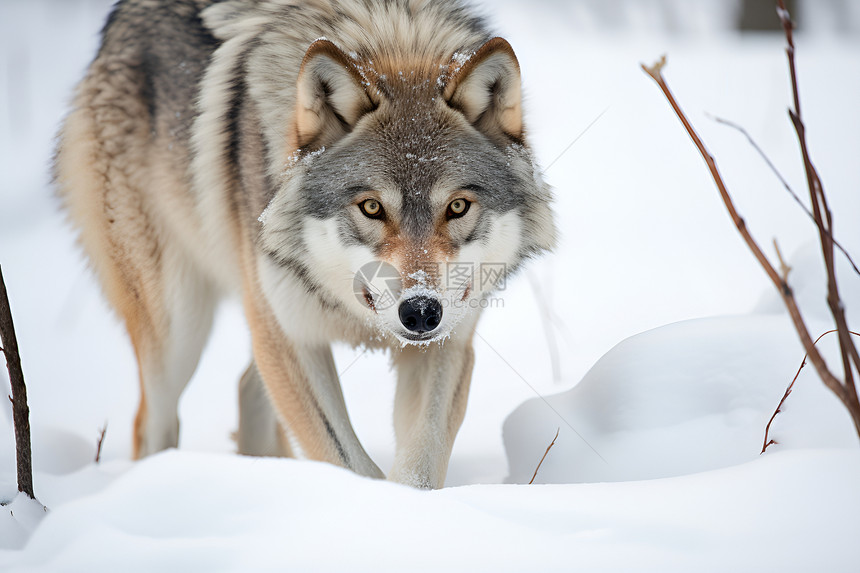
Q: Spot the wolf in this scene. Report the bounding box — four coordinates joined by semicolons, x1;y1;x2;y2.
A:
55;0;556;489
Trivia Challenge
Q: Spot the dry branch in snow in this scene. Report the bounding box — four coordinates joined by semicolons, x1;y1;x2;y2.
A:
0;265;36;499
95;422;108;464
763;330;860;453
529;428;559;485
641;0;860;443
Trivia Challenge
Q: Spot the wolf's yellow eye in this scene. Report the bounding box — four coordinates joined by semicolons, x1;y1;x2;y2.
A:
447;198;470;219
360;199;383;219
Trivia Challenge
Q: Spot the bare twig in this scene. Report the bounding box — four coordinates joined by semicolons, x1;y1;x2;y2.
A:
708;114;860;279
776;0;860;413
529;427;559;485
95;422;108;463
642;58;785;293
642;41;860;440
762;330;860;453
0;265;36;499
773;239;791;282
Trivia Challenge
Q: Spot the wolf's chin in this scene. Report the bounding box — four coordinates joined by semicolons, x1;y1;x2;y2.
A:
395;331;449;346
367;316;453;347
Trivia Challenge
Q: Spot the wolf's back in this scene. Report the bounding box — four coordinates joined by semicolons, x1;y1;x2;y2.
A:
87;0;220;163
53;0;227;322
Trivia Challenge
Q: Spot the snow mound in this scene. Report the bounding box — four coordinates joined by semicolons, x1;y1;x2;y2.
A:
2;449;859;572
504;312;858;484
0;494;47;552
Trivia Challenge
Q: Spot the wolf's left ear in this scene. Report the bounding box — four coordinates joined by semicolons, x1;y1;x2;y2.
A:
443;38;523;140
294;40;377;148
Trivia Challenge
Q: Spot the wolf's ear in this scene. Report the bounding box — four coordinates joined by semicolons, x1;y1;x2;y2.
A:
294;40;376;148
444;37;523;140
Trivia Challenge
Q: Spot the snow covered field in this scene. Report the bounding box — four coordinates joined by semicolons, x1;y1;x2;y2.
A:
2;0;859;570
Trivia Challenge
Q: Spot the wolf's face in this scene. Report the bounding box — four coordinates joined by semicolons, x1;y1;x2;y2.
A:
260;38;556;345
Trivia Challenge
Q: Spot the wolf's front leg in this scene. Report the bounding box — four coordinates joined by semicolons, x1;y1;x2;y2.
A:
389;342;475;489
244;292;383;479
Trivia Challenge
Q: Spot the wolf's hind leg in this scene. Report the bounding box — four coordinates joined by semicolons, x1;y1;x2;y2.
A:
56;55;218;459
237;360;293;457
131;255;217;458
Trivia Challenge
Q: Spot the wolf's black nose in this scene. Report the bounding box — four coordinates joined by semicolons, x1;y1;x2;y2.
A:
398;296;442;333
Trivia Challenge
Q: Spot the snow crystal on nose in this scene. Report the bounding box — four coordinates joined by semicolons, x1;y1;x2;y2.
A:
409;269;428;286
403;269;441;302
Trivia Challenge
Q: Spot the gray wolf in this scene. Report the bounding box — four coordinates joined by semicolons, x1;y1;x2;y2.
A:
54;0;556;488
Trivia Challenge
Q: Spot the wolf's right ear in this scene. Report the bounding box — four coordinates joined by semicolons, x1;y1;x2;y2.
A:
294;40;377;149
444;38;523;141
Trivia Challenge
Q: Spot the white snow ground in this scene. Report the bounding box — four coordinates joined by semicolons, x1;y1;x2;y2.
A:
2;0;859;570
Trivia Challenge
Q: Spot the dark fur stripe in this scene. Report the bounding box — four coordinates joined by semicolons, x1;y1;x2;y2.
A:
224;47;250;198
315;402;350;466
263;250;347;314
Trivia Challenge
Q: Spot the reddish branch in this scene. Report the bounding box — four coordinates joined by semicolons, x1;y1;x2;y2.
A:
529;427;559;485
709;114;860;278
762;330;860;453
776;0;860;409
0;265;35;499
776;0;860;429
641;0;860;443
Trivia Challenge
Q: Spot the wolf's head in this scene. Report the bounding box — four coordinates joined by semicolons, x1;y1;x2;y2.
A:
259;37;556;346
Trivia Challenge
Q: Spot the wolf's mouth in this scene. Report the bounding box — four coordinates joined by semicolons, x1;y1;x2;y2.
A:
362;287;376;313
398;330;442;344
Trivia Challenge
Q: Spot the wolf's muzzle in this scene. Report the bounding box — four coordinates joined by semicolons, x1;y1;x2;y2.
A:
398;296;442;334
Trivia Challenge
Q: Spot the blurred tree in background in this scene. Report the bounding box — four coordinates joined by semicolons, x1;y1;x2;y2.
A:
740;0;797;30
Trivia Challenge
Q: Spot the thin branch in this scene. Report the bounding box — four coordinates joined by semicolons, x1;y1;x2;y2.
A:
642;58;782;289
708;114;860;278
529;427;560;485
777;0;860;409
762;330;860;453
773;239;791;282
95;422;108;463
641;55;860;439
0;265;36;499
